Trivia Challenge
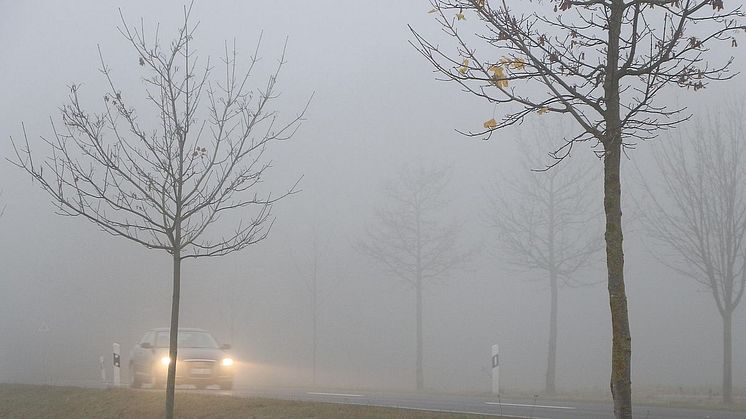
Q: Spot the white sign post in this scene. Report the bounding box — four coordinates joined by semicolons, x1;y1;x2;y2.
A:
491;344;500;395
37;322;51;385
99;355;107;384
112;343;121;387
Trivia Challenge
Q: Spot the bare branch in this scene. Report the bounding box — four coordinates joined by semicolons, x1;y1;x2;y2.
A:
9;10;307;260
356;166;471;288
484;120;603;285
639;105;746;317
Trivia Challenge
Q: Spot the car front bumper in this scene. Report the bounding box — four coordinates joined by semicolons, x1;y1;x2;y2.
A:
155;359;234;385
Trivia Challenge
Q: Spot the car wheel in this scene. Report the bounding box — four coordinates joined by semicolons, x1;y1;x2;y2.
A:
153;377;166;389
129;364;142;389
219;382;233;391
151;373;163;388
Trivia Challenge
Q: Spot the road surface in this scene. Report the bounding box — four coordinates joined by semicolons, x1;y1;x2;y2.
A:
200;386;745;419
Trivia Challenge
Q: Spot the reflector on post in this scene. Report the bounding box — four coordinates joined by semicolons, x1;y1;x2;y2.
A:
99;355;106;384
491;344;500;395
113;343;121;387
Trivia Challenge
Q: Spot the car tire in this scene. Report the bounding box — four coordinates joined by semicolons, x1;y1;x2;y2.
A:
153;377;166;389
151;372;165;389
129;364;142;389
219;382;233;391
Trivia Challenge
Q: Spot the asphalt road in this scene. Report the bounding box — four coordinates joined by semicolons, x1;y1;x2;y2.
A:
206;386;746;419
89;376;743;418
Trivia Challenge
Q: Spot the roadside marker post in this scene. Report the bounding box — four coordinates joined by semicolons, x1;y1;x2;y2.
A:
113;343;121;387
37;322;51;385
99;355;106;384
491;344;500;395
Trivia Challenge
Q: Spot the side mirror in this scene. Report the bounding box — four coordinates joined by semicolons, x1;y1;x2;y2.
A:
220;343;231;350
141;342;153;349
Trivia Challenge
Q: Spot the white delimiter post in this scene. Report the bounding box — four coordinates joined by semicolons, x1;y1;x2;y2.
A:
99;355;107;384
491;344;500;395
112;343;121;386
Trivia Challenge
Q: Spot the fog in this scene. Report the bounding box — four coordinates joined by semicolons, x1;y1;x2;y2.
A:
0;0;743;398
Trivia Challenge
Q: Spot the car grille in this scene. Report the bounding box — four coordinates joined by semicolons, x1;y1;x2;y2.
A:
183;359;216;378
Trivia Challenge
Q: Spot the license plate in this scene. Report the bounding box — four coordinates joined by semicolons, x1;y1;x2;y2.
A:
191;368;211;375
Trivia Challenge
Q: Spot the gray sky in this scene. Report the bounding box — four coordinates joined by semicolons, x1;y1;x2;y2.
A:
0;0;743;394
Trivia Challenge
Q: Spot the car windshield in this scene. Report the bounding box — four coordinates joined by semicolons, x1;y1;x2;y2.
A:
155;331;219;349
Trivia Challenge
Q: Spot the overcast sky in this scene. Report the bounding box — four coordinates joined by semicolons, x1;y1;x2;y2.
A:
0;0;743;394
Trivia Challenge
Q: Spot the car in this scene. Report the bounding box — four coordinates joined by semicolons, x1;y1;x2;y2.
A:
129;327;234;390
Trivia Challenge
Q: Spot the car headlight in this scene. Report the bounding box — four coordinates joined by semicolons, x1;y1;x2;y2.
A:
161;356;171;366
221;358;234;367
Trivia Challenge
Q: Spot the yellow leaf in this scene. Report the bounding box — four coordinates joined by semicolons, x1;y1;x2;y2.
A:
511;58;526;70
537;106;550;115
459;58;470;75
483;118;497;129
499;57;526;71
428;8;438;14
456;12;466;20
489;65;508;88
488;65;503;75
493;77;509;88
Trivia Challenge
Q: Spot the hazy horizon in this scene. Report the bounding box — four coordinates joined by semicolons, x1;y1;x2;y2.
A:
0;0;743;397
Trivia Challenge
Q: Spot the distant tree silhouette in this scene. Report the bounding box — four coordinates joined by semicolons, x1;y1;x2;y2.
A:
357;166;469;391
641;108;746;404
485;125;601;395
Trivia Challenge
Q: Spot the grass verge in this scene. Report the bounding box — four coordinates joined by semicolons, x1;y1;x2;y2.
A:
0;384;491;419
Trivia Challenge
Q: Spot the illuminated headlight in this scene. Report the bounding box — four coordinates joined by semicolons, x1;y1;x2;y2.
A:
161;356;171;366
221;358;234;367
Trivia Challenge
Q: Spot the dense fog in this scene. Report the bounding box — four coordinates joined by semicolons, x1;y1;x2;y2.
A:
0;0;743;398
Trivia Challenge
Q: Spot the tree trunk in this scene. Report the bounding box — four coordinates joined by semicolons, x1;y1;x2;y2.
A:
604;141;632;418
312;258;318;387
546;269;558;395
605;2;632;417
546;177;557;396
415;205;424;392
165;248;181;419
722;309;733;404
416;281;424;391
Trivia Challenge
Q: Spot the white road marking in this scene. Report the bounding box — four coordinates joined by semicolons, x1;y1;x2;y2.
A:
304;395;548;418
307;391;364;397
359;404;549;419
485;401;576;410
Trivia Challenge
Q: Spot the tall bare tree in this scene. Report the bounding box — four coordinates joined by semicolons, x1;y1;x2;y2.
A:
411;1;743;416
291;223;330;387
485;127;601;395
357;166;468;391
640;109;746;404
11;5;306;418
307;240;321;387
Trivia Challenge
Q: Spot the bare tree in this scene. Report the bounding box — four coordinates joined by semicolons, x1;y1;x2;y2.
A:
290;223;331;387
357;166;468;391
640;108;746;404
307;240;321;387
485;126;601;395
10;4;306;418
410;1;743;416
219;275;246;348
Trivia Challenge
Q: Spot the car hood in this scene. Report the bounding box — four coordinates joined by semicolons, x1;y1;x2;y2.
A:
156;347;227;361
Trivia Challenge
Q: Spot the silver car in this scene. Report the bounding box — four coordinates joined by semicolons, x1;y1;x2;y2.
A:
129;328;235;390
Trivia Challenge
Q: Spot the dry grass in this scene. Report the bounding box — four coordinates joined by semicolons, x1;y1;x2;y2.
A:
0;384;489;419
